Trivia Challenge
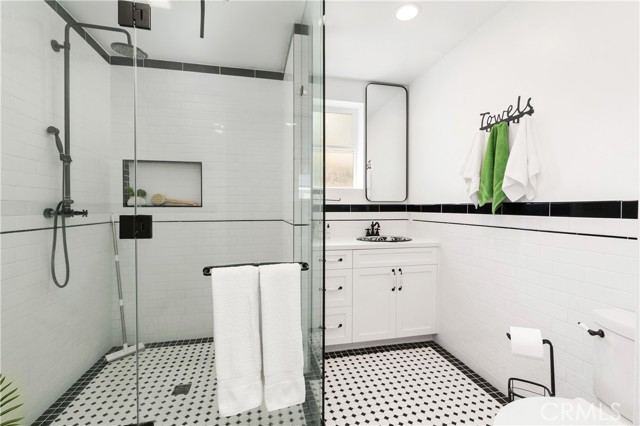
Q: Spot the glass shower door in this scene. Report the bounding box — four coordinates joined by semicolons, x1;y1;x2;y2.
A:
130;1;324;425
0;1;140;425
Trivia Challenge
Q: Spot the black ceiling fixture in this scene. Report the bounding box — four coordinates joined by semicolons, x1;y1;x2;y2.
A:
200;0;205;38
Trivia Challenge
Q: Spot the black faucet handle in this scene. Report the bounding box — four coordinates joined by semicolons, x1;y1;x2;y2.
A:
79;210;88;217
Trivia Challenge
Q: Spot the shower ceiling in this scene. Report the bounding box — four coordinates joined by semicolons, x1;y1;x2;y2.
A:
58;0;306;72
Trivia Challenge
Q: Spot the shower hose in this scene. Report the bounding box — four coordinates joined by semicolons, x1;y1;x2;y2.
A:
51;200;70;288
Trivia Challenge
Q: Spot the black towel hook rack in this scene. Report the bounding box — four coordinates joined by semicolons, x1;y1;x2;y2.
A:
479;95;535;131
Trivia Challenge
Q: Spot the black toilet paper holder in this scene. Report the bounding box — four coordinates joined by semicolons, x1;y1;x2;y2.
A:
506;333;556;401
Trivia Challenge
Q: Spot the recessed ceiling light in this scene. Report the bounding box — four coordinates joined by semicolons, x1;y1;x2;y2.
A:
395;3;420;21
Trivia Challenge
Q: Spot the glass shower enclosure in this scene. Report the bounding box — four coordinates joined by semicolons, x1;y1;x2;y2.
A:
0;1;324;425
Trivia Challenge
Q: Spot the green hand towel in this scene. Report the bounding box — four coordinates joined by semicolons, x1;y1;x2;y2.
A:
478;121;509;214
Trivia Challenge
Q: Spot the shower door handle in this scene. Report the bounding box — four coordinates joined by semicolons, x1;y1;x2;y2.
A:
119;215;153;239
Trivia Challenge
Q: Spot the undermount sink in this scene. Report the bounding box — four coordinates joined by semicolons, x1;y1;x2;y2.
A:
356;236;413;242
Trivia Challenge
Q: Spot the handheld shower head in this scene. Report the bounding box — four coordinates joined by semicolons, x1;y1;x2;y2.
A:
111;42;148;60
47;126;64;155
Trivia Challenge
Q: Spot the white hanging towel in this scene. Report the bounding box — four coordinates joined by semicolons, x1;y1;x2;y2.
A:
460;131;489;207
503;115;540;201
211;266;263;417
259;263;305;412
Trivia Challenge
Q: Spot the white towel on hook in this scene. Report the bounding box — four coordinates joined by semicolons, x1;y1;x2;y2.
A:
211;265;263;417
460;130;489;207
503;115;540;202
259;263;305;412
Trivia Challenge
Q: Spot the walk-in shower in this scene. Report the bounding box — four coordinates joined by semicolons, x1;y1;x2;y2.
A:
1;1;324;425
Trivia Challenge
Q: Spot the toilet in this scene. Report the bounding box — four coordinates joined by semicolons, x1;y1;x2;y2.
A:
493;308;636;425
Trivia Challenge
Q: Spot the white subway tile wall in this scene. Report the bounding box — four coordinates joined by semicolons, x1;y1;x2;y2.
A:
409;214;638;405
1;2;113;425
1;225;114;425
110;66;287;221
115;220;287;343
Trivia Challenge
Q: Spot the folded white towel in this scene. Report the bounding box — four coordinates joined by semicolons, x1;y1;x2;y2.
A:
503;115;540;202
259;263;305;412
460;131;489;207
211;266;263;417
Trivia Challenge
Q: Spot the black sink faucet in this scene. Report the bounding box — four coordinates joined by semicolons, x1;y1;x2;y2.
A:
368;221;380;236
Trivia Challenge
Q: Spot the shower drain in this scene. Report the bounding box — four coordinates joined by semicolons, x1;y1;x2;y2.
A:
172;383;192;396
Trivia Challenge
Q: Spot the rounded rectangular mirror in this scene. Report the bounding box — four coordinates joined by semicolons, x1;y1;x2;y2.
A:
365;83;408;202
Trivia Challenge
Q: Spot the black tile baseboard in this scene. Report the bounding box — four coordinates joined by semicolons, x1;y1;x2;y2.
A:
325;201;638;219
550;201;621;218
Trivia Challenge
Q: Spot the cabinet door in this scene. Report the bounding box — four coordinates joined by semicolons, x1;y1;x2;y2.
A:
352;267;397;342
396;265;437;338
325;307;352;346
325;269;352;308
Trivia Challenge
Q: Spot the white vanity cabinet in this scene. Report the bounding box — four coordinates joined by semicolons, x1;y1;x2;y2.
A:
324;243;438;348
324;251;353;346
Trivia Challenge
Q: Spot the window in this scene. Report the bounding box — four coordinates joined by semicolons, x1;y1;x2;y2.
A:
324;100;364;188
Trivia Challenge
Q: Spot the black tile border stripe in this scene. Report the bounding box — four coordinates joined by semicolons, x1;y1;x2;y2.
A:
2;219;309;235
414;219;638;240
45;0;287;81
325;341;510;406
325;200;638;219
0;221;110;235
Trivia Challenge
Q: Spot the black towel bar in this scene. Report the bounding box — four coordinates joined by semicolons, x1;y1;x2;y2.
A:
203;261;309;276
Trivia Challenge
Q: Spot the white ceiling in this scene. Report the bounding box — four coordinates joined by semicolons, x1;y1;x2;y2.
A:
60;1;507;80
325;1;508;84
59;0;307;72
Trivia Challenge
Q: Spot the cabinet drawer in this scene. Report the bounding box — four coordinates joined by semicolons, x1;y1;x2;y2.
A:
353;248;437;268
325;307;352;346
325;250;352;270
325;269;353;308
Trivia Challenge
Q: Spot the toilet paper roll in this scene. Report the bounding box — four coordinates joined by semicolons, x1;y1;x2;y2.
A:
509;326;544;359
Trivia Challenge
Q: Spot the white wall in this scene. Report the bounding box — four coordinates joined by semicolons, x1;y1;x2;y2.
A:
409;1;639;204
1;2;113;424
405;0;639;417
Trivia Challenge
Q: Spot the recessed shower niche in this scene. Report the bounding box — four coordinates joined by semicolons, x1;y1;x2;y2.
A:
122;159;203;207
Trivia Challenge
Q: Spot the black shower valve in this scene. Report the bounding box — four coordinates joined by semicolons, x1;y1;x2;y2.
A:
42;207;88;219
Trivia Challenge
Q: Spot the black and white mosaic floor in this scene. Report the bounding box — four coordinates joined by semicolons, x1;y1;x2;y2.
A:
324;341;508;426
33;339;307;426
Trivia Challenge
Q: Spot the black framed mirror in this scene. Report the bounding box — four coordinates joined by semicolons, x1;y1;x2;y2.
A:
365;83;408;202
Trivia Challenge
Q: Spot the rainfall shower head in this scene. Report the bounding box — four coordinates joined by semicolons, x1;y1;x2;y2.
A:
110;42;148;60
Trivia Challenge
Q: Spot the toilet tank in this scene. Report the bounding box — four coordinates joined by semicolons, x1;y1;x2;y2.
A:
592;308;635;422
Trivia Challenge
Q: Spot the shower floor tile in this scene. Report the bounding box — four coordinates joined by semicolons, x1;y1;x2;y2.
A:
34;340;306;426
324;341;508;426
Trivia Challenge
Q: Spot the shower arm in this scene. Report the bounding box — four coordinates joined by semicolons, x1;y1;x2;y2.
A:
51;23;132;209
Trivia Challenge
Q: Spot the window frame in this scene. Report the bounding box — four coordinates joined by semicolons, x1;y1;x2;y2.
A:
325;100;365;189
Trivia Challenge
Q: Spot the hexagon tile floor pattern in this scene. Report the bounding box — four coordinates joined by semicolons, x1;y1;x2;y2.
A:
324;341;508;426
33;339;306;426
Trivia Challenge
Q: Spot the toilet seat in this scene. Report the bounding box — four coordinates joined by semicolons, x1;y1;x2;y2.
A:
492;397;630;425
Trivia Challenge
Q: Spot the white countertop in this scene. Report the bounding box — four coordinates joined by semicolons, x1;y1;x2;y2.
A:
326;238;439;250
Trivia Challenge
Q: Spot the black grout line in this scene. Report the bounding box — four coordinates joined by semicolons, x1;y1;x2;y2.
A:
0;221;111;235
413;219;637;240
